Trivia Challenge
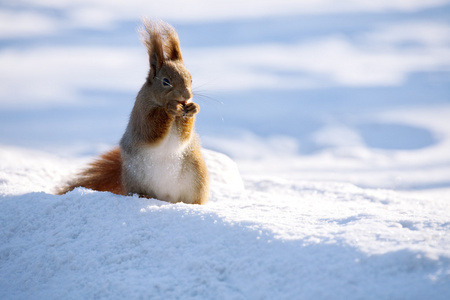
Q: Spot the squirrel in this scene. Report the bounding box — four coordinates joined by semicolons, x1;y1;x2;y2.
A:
57;19;209;205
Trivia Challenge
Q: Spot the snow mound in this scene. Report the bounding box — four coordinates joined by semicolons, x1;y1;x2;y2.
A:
203;149;245;193
1;147;450;299
0;146;244;197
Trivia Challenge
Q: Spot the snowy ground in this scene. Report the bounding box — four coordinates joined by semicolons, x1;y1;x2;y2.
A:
1;147;450;299
1;1;450;299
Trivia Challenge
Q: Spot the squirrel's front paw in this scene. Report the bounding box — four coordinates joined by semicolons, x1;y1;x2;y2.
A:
166;100;184;117
182;102;199;118
166;100;199;118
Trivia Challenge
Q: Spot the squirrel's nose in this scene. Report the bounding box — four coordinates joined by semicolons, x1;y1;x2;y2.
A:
175;89;192;102
173;88;192;103
182;88;192;101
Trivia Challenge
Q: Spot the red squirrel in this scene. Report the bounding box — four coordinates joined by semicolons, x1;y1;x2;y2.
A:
57;20;209;204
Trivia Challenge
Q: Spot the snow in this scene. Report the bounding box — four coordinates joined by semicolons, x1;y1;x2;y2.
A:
1;147;449;299
1;1;450;299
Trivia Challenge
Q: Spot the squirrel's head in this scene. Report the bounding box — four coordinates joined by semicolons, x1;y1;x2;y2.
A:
141;19;193;106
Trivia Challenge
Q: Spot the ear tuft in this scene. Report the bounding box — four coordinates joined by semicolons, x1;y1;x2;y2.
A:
140;18;165;78
161;23;183;61
140;18;183;73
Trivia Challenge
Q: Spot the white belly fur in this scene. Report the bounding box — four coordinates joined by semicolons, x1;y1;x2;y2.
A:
125;125;194;203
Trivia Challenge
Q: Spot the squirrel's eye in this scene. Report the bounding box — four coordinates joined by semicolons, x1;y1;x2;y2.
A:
162;78;171;87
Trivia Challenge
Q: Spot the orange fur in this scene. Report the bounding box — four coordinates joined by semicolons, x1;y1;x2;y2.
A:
176;113;195;142
185;146;210;204
140;104;174;145
57;147;124;195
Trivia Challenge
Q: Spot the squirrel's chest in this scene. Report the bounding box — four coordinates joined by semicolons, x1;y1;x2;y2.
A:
156;124;188;154
139;125;188;170
128;126;192;200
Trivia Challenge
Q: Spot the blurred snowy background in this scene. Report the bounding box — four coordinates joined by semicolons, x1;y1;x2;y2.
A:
1;0;450;193
1;1;450;299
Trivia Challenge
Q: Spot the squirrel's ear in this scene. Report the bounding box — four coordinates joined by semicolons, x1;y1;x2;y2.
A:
141;18;164;79
167;36;182;61
163;24;183;61
148;32;164;79
150;51;162;79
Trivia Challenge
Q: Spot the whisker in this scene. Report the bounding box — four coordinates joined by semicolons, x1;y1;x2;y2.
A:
193;89;225;122
192;81;214;90
194;91;224;106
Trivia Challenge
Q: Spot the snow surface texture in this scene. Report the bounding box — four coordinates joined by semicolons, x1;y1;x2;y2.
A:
1;147;449;300
1;1;450;299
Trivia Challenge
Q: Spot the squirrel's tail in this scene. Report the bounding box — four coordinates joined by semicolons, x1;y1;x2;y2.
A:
57;147;125;196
